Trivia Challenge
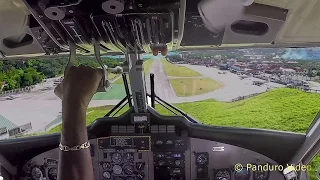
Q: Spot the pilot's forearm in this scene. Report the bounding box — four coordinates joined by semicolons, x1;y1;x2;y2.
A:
58;100;93;180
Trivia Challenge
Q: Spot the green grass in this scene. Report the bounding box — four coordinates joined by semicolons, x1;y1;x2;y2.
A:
161;59;202;77
170;77;223;96
108;73;118;79
54;88;320;133
92;84;126;100
144;59;153;75
113;76;129;84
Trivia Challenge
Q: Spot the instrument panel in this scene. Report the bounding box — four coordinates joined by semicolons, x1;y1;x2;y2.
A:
19;134;285;180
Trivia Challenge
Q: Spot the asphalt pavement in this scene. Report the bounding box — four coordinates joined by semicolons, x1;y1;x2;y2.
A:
145;59;177;101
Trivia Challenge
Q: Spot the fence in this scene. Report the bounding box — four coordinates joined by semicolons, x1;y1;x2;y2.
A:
0;85;36;97
0;80;51;97
231;92;265;102
288;86;320;93
8;122;32;138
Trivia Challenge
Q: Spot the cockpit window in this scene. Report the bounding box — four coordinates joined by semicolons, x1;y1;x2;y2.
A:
1;49;320;175
1;50;320;138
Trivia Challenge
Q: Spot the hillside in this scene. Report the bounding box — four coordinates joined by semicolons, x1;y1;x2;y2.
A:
167;88;320;133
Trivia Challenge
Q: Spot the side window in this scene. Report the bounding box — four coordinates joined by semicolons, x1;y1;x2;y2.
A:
309;153;320;180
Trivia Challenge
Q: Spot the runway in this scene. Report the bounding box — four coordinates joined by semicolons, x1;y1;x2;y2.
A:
145;60;177;101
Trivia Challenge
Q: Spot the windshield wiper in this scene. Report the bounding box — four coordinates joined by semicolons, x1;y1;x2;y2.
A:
104;73;201;124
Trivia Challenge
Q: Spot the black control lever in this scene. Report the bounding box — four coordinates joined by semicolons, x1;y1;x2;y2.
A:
150;73;155;108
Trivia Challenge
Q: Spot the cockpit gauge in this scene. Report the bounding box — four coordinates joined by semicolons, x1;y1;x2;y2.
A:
31;167;43;180
113;165;123;175
124;152;134;163
102;171;111;179
112;153;122;164
113;176;123;180
196;153;209;165
102;162;111;170
48;167;58;180
234;167;250;180
253;164;270;180
123;164;134;175
215;169;231;180
125;177;135;180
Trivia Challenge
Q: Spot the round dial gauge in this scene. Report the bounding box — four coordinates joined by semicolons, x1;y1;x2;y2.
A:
113;165;123;175
235;168;250;180
253;169;270;180
103;171;111;179
123;164;134;175
112;153;122;163
124;153;134;163
48;167;58;180
31;167;43;180
216;170;231;180
125;177;134;180
196;154;208;165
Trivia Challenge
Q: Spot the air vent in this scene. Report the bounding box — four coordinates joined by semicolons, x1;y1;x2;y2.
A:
111;125;135;133
151;125;159;133
231;20;269;36
167;125;175;133
151;125;175;133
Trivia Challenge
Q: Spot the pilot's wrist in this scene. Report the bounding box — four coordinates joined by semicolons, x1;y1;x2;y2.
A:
62;97;88;110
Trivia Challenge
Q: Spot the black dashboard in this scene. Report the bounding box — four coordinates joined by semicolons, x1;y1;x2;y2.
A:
10;107;306;180
19;132;284;180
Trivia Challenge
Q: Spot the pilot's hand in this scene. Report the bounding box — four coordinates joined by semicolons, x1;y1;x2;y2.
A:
54;65;103;106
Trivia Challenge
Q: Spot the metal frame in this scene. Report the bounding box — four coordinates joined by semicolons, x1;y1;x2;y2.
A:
289;115;320;166
126;51;147;113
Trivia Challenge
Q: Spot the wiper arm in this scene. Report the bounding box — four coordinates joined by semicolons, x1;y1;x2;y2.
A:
146;93;201;124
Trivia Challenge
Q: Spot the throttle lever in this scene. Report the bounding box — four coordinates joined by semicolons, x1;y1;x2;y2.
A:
54;40;76;99
93;39;110;92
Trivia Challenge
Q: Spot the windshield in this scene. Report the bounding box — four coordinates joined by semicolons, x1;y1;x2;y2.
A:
1;48;320;178
1;48;320;135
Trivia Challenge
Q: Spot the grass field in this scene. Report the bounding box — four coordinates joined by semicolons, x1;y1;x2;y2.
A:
92;84;126;100
143;59;153;75
108;73;118;79
161;59;202;77
170;77;223;96
45;88;320;179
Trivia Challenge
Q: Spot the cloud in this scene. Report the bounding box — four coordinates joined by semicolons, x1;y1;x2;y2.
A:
281;48;320;60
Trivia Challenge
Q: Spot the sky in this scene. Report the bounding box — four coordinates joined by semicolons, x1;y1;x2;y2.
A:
102;47;320;60
281;48;320;60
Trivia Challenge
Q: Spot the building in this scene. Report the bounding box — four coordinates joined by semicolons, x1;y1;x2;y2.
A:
280;67;296;74
0;115;18;140
219;64;228;70
230;63;247;71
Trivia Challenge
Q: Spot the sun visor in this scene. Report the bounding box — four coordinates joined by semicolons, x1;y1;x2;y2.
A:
181;2;288;47
222;3;288;44
0;1;46;58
